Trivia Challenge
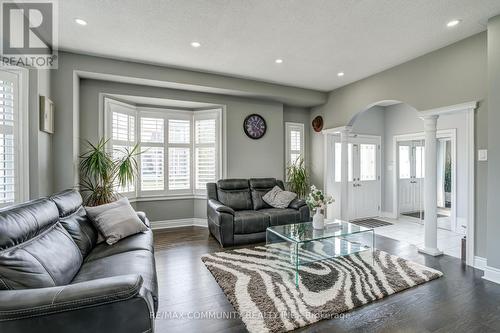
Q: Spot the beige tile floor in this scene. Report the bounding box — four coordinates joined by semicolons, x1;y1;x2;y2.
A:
374;215;464;258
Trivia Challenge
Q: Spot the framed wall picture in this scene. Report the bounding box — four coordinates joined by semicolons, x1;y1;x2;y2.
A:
312;115;323;132
40;95;54;134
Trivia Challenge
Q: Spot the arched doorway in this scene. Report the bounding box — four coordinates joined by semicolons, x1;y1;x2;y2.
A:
322;100;476;263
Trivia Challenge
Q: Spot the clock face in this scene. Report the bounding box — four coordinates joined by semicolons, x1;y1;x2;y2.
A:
243;114;267;139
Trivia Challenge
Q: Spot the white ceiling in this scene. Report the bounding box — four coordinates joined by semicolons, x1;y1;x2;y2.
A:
59;0;500;91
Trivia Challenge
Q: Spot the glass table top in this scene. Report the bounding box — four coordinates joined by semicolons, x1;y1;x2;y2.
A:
267;219;373;243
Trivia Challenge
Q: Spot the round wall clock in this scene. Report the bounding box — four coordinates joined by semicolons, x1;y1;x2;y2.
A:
243;114;267;139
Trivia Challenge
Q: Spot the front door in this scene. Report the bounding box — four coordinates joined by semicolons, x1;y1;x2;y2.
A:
398;140;425;217
330;135;381;221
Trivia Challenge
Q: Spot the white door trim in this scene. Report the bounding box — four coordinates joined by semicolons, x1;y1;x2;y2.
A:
392;129;457;232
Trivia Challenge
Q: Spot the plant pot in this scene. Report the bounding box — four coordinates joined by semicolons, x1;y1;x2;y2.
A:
312;210;324;229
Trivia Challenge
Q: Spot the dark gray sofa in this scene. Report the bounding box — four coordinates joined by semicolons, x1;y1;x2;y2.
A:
207;178;310;247
0;189;157;333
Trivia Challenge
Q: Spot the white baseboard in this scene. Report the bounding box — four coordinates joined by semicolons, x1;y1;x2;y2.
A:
380;211;397;219
151;218;208;230
483;265;500;285
473;256;487;270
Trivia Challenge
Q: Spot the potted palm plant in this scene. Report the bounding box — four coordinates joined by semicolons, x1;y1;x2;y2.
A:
79;138;141;206
286;156;308;199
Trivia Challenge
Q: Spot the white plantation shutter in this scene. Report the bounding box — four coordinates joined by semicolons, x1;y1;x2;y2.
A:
195;147;215;189
168;147;190;189
167;119;191;191
0;71;18;206
195;119;216;144
108;100;136;194
140;117;165;192
285;123;304;168
112;112;135;142
141;117;163;143
168;119;190;144
141;147;164;191
194;115;218;191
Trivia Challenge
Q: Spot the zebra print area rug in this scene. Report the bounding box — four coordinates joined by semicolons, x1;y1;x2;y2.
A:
201;244;442;333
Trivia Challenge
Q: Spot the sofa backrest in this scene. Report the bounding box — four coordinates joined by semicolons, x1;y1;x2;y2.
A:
216;179;253;211
0;198;82;290
249;178;284;210
50;189;98;257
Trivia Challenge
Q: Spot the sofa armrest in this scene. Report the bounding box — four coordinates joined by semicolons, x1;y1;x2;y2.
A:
136;211;150;228
208;199;235;215
0;275;147;322
288;198;307;210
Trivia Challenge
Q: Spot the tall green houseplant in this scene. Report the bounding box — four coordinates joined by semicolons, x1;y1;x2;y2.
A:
286;156;309;199
79;138;141;206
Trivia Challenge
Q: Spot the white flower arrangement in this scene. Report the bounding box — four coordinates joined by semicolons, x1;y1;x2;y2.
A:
305;185;334;211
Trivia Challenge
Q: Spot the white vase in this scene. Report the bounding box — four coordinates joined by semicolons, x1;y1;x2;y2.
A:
312;210;324;229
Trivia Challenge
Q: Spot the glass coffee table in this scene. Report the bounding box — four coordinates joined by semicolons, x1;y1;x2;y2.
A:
266;219;375;286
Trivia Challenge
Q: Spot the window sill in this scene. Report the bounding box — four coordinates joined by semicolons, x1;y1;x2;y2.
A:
128;194;207;203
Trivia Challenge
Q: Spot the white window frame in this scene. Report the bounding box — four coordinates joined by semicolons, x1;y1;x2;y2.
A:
285;122;305;168
194;109;222;196
104;98;223;200
0;66;29;207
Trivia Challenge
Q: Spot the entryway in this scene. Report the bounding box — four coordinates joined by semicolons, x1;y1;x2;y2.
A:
323;101;476;265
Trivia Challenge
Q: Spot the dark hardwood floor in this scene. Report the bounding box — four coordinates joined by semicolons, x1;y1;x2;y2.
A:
153;227;500;333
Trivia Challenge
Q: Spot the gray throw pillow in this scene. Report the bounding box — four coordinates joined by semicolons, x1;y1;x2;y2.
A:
262;186;297;209
85;198;148;245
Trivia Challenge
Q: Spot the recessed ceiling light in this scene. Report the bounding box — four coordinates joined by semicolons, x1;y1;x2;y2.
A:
74;18;87;26
190;41;201;48
337;72;345;77
275;59;283;64
447;19;461;27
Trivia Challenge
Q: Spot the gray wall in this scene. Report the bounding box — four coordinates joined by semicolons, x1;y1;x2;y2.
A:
80;79;288;221
28;69;53;199
310;32;488;257
487;16;500;269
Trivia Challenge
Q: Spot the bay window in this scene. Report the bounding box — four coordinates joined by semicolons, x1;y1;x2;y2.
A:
105;98;222;198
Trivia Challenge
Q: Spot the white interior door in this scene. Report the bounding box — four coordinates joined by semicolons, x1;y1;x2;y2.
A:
398;140;424;216
349;137;381;220
331;135;381;221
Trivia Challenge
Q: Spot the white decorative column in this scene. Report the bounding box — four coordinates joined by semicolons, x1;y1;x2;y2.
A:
418;115;443;256
340;127;351;221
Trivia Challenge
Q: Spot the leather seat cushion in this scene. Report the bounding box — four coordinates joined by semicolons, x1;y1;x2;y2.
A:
72;249;157;299
234;210;269;234
84;229;154;262
259;208;301;226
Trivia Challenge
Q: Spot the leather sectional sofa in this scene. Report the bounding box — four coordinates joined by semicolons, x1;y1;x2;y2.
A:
207;178;310;247
0;189;157;333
